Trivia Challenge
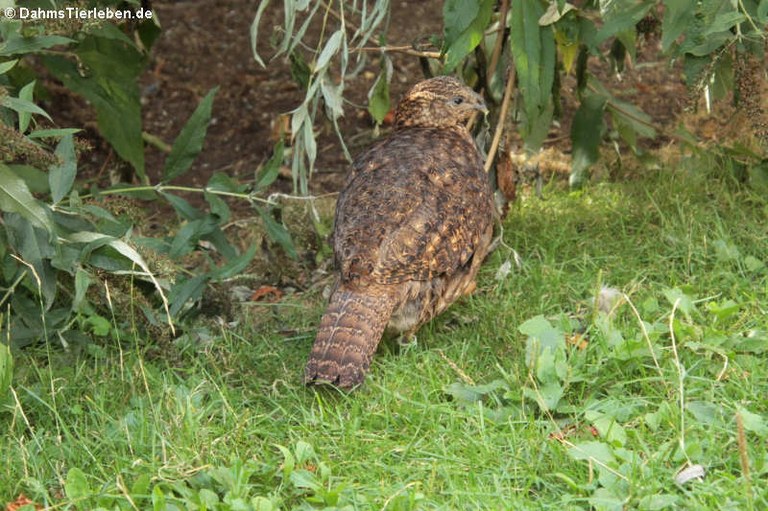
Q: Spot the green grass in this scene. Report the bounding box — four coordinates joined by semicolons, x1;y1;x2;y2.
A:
2;166;767;510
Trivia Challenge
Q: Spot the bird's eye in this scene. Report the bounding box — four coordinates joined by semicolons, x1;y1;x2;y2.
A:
452;97;464;105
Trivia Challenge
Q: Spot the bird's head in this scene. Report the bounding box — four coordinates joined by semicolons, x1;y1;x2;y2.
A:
393;76;487;129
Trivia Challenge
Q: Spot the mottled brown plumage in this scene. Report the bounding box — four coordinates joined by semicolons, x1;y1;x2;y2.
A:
305;76;494;389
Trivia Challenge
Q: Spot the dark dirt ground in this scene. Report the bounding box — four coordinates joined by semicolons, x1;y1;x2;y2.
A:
50;0;692;196
43;0;762;296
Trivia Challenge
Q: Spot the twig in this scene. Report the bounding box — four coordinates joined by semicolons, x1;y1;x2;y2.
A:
353;45;442;60
320;0;360;35
142;131;172;153
735;411;752;498
669;298;690;464
437;349;475;385
484;66;516;174
487;0;509;87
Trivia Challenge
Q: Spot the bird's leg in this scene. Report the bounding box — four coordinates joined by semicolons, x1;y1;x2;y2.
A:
397;331;418;349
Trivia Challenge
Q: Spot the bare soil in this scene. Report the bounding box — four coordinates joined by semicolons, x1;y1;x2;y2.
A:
49;0;691;196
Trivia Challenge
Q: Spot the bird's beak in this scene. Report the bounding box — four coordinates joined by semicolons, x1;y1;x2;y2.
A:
472;92;488;114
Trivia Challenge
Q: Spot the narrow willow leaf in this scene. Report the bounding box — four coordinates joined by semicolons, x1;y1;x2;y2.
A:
250;0;272;67
569;94;607;188
27;128;82;139
68;231;175;333
255;139;285;191
320;77;344;121
0;164;53;233
210;244;258;281
161;192;205;221
17;80;35;132
1;95;52;124
163;87;218;182
367;56;392;125
49;134;77;204
315;30;343;71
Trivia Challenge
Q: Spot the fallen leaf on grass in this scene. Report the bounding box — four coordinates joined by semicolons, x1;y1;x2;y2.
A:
250;285;283;302
6;494;43;511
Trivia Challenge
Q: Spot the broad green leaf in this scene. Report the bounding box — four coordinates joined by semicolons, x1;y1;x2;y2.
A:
539;2;577;25
567;441;616;464
661;0;696;52
255;139;284;191
367;56;392;125
17;80;35;132
73;268;91;313
0;59;18;75
163;87;218;182
585;410;628;446
43;34;146;181
759;0;768;22
208;171;247;194
737;407;768;436
49;134;77;204
686;401;721;425
0;34;74;56
569;93;607;188
519;315;564;353
442;0;494;72
663;288;696;316
252;496;275;511
168;274;208;317
290;469;320;490
444;380;508;404
595;1;654;44
65;467;91;500
703;12;747;37
257;207;297;259
510;0;556;149
294;440;315;464
0;163;53;233
5;213;59;308
608;96;656;151
7;164;49;194
637;494;681;510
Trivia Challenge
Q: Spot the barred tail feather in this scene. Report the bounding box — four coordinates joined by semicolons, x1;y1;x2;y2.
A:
305;286;396;389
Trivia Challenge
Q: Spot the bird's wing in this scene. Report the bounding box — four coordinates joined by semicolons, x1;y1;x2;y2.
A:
333;129;492;285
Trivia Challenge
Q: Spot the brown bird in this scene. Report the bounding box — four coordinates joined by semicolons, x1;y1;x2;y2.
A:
304;76;495;389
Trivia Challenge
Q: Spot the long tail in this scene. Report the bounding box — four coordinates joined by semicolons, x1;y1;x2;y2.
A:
305;286;397;389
